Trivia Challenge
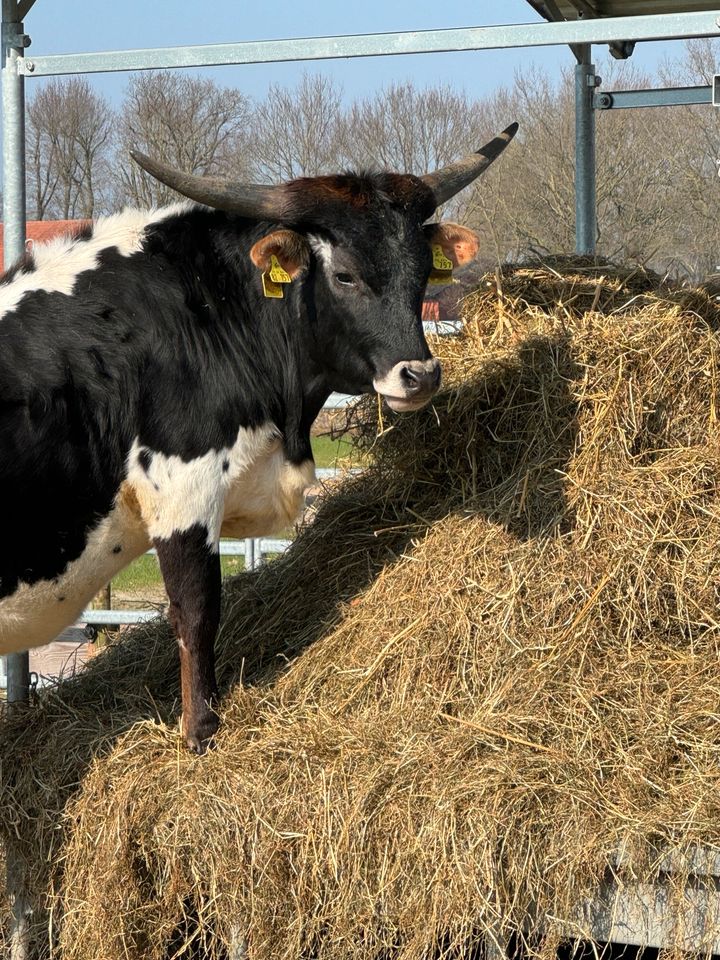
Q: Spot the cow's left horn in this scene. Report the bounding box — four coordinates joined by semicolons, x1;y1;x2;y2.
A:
421;122;518;207
130;151;286;219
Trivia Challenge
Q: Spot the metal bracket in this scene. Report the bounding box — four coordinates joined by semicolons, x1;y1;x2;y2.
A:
594;85;712;110
1;18;30;53
5;31;29;48
610;40;635;59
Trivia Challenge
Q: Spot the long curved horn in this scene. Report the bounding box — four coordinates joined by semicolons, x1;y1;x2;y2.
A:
421;122;519;207
130;150;285;219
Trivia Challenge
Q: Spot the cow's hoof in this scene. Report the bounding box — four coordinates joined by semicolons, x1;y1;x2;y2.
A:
183;710;219;755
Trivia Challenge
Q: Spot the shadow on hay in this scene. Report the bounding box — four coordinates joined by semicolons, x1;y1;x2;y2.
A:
0;331;579;957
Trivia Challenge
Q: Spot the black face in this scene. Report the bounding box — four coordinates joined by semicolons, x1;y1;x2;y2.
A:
304;202;440;409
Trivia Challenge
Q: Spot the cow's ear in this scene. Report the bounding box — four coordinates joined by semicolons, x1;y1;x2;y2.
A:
249;229;310;278
423;222;479;268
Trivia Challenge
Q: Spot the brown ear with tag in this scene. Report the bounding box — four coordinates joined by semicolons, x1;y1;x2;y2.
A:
424;222;480;285
250;229;310;299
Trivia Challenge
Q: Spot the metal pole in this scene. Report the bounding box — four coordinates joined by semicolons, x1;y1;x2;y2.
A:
3;2;30;708
3;0;26;270
3;5;31;956
575;44;597;255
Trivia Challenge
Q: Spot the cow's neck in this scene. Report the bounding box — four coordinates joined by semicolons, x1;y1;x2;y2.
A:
276;372;332;466
269;280;334;466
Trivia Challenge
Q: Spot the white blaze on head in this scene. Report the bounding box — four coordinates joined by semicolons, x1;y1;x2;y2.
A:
308;235;334;270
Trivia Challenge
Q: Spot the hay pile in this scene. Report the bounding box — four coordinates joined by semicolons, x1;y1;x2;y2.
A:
2;259;720;960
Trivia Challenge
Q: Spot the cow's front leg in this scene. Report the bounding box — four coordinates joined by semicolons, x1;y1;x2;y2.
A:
154;525;221;754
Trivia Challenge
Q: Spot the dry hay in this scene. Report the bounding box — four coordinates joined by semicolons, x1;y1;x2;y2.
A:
2;258;720;959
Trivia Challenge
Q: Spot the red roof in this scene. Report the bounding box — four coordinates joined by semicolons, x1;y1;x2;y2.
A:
0;219;90;268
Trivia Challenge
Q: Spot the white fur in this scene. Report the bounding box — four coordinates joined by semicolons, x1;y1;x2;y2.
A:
308;235;334;269
0;425;316;655
0;202;194;320
125;423;314;546
0;485;150;655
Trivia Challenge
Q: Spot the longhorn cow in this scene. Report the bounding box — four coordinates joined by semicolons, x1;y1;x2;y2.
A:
0;123;518;751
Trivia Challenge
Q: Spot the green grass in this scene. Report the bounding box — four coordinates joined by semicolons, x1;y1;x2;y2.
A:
311;433;354;467
112;554;247;595
112;555;162;594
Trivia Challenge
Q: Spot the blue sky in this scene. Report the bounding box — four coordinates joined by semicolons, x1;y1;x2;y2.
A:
16;0;694;106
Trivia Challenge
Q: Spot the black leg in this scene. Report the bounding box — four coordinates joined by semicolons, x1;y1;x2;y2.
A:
154;524;221;754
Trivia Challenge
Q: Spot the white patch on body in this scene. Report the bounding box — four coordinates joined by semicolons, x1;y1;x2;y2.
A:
0;485;150;656
126;424;314;546
0;423;316;654
219;433;316;540
0;202;194;320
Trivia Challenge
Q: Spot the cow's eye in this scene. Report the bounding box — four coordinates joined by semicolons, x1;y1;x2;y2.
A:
335;272;355;286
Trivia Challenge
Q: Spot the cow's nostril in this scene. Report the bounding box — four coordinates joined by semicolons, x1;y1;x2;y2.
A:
400;365;421;387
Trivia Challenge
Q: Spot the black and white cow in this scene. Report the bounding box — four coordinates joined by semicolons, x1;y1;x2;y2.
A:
0;123;517;751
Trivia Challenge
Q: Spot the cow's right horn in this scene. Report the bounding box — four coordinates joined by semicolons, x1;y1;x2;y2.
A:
421;122;518;208
130;151;287;220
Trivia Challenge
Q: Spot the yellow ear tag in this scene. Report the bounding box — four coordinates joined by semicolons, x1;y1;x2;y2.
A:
262;272;284;298
432;245;454;271
269;255;292;284
429;243;454;285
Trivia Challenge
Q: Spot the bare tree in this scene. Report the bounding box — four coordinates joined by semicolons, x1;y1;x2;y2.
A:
655;39;720;278
26;78;114;219
466;59;693;269
115;71;253;207
343;82;486;176
466;68;577;259
591;60;679;264
247;74;344;181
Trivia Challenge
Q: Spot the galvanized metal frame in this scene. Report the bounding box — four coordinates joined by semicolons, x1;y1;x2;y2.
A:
595;82;712;107
12;12;720;76
575;45;597;255
3;7;720;957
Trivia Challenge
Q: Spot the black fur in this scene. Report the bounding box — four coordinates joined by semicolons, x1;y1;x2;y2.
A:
0;179;436;597
154;523;221;754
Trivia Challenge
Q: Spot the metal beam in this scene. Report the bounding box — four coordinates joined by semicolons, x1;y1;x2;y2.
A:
2;10;30;703
15;0;34;20
566;0;599;16
595;83;712;107
15;11;720;76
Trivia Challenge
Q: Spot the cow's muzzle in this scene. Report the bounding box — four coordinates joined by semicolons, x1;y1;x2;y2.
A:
373;358;442;412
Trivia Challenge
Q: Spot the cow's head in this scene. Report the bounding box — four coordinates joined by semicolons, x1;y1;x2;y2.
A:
131;123;517;411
